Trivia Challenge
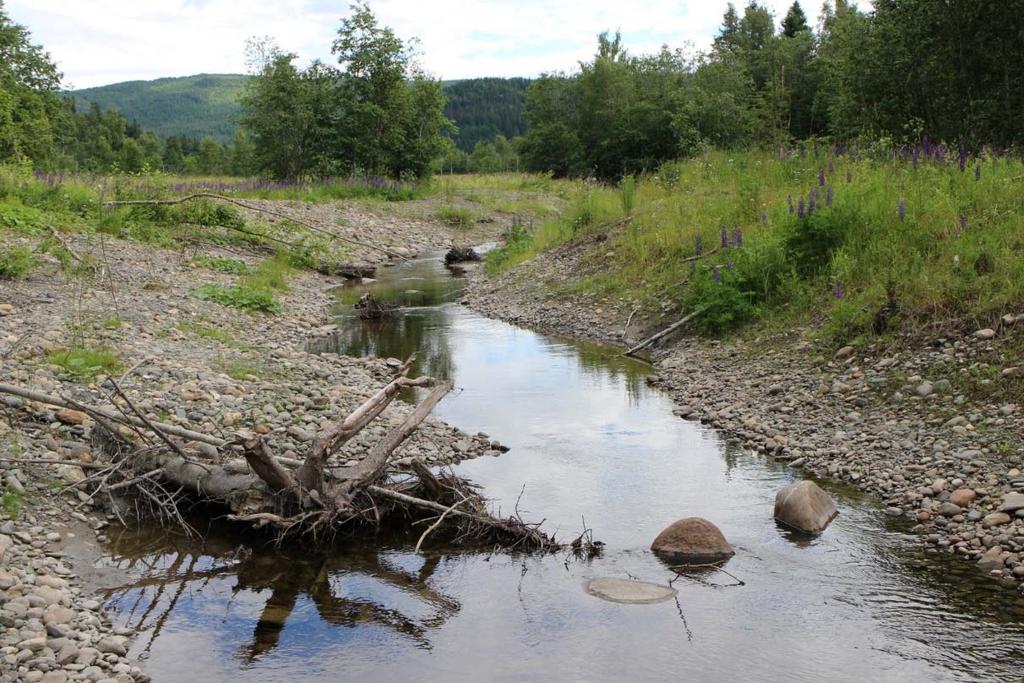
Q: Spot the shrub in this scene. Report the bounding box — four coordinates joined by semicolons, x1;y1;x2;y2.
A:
782;205;862;276
685;267;758;335
0;246;35;278
194;283;282;313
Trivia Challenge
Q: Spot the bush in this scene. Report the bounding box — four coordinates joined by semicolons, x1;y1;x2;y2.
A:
782;205;862;276
0;246;36;278
194;283;282;313
685;267;758;335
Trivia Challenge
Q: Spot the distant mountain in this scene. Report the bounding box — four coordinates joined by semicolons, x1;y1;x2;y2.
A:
70;74;530;150
70;74;249;142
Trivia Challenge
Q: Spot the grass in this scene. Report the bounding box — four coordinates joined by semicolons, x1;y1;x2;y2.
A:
47;347;124;380
485;149;1024;344
0;245;35;278
192;254;248;274
216;357;271;381
194;283;281;314
177;317;236;344
2;490;25;518
434;205;476;228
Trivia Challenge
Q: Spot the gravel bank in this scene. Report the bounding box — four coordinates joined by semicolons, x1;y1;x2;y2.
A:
0;205;502;681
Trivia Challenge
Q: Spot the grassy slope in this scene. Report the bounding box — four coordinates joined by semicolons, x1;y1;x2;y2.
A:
69;74;249;141
484;150;1024;344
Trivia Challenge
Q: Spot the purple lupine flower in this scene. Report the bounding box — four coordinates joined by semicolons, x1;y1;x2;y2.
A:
975;164;981;181
720;228;729;249
826;186;834;207
958;144;967;172
787;195;794;214
732;228;743;247
912;147;920;170
833;282;844;299
798;197;806;218
818;168;826;186
712;265;721;283
898;199;906;220
809;187;820;202
695;234;703;256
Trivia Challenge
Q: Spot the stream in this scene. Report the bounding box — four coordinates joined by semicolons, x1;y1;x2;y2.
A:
97;251;1024;682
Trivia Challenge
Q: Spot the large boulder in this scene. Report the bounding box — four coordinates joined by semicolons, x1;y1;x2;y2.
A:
651;517;734;563
774;480;838;534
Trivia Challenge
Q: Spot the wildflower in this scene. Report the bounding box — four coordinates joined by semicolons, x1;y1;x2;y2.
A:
958;144;967;173
818;167;826;186
721;228;729;248
712;265;721;283
733;228;743;247
898;199;906;220
833;282;844;299
798;197;805;218
975;164;981;181
690;259;697;275
808;196;817;215
695;234;703;256
826;186;834;207
912;147;920;170
787;195;794;214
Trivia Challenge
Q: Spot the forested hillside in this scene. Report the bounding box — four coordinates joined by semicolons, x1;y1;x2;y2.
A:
443;78;529;151
70;74;248;141
71;74;529;151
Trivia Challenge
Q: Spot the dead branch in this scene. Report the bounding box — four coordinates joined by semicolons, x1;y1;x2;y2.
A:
622;306;708;357
415;495;470;553
102;193;408;261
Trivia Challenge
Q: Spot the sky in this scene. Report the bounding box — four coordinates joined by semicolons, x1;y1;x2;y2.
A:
8;0;836;89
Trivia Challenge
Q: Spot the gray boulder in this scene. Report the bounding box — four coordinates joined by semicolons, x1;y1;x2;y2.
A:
774;480;838;534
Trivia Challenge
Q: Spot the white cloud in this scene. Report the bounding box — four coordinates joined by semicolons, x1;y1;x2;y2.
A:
7;0;844;88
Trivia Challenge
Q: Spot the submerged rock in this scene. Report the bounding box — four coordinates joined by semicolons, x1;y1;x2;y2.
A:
774;480;838;534
651;517;735;563
586;577;677;604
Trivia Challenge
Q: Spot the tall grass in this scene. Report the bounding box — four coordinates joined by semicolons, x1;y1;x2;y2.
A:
486;149;1024;342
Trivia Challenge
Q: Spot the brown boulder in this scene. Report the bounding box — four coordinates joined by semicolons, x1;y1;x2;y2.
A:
774;480;838;534
949;488;976;507
651;517;734;563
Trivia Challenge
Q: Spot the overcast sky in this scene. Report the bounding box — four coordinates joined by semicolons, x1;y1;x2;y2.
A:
8;1;842;89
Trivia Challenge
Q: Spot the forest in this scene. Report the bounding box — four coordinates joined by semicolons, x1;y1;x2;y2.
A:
4;0;1024;179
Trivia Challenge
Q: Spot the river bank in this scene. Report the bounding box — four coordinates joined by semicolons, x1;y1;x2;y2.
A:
0;205;503;682
463;243;1024;592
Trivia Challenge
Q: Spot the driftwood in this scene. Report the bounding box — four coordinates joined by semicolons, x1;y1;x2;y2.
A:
102;193;408;261
0;365;559;551
315;263;377;279
623;306;708;358
355;292;397;320
444;247;481;265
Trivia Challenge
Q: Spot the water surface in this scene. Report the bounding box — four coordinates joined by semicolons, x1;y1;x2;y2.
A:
99;252;1024;682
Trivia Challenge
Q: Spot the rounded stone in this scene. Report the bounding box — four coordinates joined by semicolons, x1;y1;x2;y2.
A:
774;480;839;534
949;488;976;507
651;517;735;563
586;577;677;604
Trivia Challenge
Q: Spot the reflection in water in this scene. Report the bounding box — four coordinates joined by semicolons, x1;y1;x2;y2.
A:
98;250;1024;683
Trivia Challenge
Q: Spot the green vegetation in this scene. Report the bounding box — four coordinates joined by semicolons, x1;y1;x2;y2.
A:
71;74;249;142
2;489;25;518
47;347;123;380
0;245;35;278
240;2;450;180
434;205;476;228
192;255;248;274
443;78;529;152
194;283;282;314
487;150;1024;342
177;318;237;345
520;2;1024;179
